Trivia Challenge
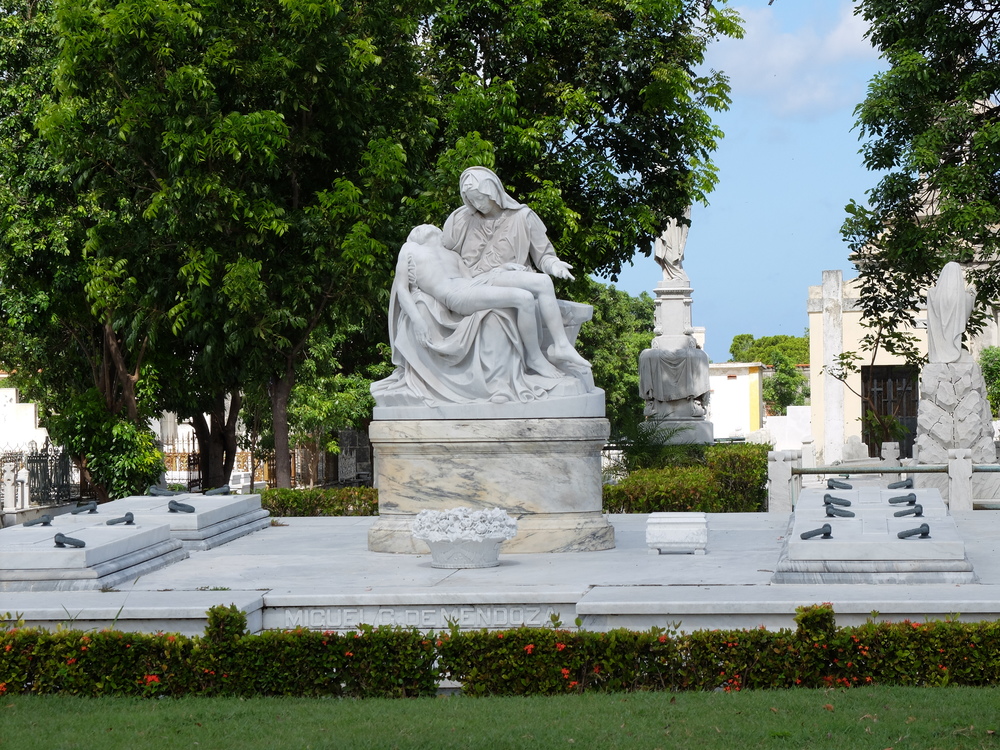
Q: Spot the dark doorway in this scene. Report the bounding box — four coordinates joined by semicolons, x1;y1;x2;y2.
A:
861;365;918;458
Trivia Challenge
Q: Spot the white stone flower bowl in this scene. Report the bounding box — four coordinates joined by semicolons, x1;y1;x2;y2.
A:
412;507;518;569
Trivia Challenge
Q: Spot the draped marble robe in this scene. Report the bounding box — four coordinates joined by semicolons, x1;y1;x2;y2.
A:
370;251;583;408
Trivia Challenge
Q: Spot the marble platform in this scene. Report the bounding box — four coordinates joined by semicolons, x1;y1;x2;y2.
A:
773;486;976;584
6;507;1000;635
368;418;615;553
98;494;271;550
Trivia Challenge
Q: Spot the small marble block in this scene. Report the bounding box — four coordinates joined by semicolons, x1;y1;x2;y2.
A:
646;512;708;555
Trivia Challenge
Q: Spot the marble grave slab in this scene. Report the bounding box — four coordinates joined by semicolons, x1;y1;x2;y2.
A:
98;494;271;550
773;485;976;584
0;517;187;592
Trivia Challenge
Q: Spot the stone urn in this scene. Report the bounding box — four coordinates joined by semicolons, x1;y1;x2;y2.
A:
412;508;518;569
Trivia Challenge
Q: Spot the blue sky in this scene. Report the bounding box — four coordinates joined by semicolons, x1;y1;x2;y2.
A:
599;0;886;362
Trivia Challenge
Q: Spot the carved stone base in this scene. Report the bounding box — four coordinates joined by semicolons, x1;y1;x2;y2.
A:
641;419;714;445
915;362;995;464
367;418;615;553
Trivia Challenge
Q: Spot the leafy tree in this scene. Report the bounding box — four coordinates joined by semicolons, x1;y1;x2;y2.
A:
413;0;744;281
979;346;1000;417
844;0;1000;347
0;0;167;499
287;327;391;487
762;351;808;417
1;0;742;492
29;0;432;488
728;334;755;362
727;333;809;365
574;280;654;438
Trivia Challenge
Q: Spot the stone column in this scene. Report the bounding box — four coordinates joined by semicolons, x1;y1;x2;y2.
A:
822;270;844;464
767;450;800;514
947;449;973;511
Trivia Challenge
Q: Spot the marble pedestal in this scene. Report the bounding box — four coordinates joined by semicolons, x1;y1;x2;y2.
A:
643;419;714;445
914;362;999;502
368;418;615;553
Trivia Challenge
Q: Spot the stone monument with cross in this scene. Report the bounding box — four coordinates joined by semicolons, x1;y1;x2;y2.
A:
636;209;714;443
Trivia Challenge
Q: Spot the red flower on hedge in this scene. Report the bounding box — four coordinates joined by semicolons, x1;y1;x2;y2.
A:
144;674;160;685
561;668;571;678
555;643;566;651
524;644;535;654
66;658;77;665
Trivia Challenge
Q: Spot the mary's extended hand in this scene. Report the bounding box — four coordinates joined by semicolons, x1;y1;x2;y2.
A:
547;259;575;281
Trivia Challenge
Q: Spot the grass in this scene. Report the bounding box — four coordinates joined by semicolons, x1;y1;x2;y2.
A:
2;687;999;749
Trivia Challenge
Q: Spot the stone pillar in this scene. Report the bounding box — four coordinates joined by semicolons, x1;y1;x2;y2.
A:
881;442;901;483
767;450;800;514
822;270;845;464
801;438;816;469
947;449;973;511
15;467;29;510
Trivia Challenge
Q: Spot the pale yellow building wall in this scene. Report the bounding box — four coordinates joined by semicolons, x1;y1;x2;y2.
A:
708;363;764;439
808;273;929;461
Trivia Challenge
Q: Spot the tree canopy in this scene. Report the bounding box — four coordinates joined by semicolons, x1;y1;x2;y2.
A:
728;333;809;366
574;280;654;438
0;0;742;491
844;0;1000;351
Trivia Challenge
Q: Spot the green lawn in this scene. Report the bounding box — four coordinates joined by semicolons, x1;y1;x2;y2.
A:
3;687;999;749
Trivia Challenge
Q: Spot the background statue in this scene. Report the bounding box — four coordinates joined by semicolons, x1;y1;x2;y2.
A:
654;206;691;283
926;261;975;364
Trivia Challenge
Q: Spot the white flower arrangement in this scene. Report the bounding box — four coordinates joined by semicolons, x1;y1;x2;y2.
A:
412;507;518;543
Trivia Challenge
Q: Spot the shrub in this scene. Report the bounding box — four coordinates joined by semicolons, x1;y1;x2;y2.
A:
603;466;722;513
604;442;770;514
6;605;1000;697
260;487;378;517
704;442;769;512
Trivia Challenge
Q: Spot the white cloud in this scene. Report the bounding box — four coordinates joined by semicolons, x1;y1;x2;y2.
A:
707;1;883;119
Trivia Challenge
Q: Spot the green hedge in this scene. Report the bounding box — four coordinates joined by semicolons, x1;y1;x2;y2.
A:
704;443;769;512
603;466;722;513
5;604;1000;698
260;487;379;517
0;606;435;698
603;443;769;513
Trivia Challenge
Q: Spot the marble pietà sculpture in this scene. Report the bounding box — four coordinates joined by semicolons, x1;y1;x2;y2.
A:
367;168;613;554
371;167;597;412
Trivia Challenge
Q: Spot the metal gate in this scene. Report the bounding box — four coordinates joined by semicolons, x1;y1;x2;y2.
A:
861;365;918;458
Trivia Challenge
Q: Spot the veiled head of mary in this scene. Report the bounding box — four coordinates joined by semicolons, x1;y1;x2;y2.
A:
459;167;522;215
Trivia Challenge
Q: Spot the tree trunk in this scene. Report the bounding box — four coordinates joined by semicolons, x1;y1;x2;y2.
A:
191;391;244;490
222;390;242;484
271;365;295;489
190;412;217;490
